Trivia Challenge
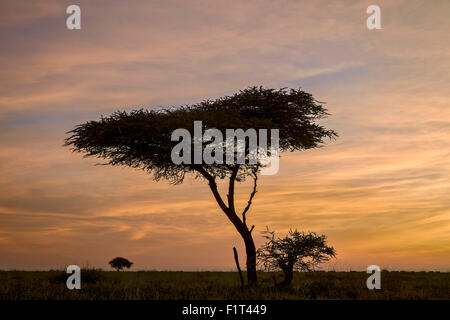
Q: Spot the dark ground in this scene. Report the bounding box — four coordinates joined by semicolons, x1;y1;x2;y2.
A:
0;270;448;300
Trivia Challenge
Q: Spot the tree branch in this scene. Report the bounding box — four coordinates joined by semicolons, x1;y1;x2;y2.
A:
194;165;246;231
227;165;240;213
242;167;258;227
194;166;229;214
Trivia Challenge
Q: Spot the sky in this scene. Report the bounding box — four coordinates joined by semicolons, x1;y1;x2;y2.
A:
0;0;449;271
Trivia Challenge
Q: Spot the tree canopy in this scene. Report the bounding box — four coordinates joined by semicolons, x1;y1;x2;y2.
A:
108;257;133;271
257;228;336;285
64;87;336;184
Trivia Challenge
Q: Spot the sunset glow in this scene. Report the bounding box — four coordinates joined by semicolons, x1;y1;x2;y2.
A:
0;0;449;271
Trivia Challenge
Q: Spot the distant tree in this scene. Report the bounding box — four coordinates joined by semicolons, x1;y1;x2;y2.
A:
257;228;336;286
109;257;133;272
65;87;336;285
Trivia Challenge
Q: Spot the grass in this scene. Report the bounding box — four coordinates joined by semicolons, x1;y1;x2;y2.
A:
0;270;448;300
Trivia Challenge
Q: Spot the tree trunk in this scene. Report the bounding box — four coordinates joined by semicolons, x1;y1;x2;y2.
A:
279;263;294;286
195;166;258;286
281;268;294;286
242;229;257;285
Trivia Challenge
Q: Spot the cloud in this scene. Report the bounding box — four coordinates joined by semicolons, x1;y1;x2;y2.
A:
0;0;449;270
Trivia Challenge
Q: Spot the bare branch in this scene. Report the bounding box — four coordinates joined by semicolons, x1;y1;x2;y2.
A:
194;165;245;229
227;165;240;213
194;166;229;214
233;247;244;287
242;167;258;226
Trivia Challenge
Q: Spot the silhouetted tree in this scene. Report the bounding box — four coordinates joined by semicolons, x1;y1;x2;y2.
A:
109;257;133;271
65;87;336;285
257;228;336;286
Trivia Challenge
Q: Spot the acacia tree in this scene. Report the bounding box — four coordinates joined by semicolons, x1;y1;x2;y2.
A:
257;228;336;286
109;257;133;272
64;87;336;285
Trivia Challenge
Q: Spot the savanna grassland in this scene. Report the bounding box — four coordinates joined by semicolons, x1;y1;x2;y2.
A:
0;270;448;300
